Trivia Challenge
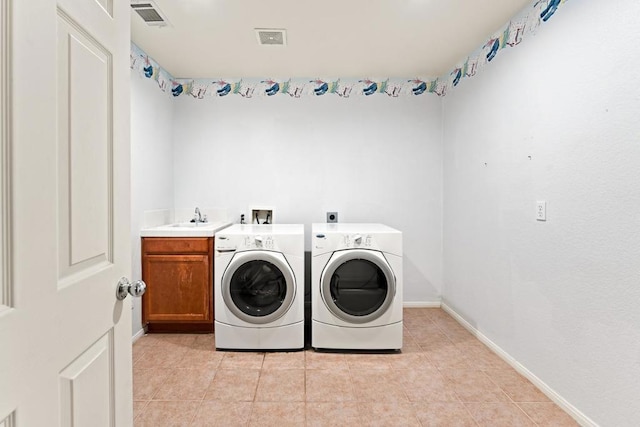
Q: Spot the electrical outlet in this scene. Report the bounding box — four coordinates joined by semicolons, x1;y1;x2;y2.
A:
536;201;547;221
326;212;338;223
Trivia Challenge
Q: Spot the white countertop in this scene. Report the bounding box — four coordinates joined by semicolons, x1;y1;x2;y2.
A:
140;221;232;237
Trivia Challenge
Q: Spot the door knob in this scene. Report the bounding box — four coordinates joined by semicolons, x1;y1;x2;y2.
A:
116;277;147;300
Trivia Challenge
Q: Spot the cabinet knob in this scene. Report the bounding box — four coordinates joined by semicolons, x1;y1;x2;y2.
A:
116;277;147;300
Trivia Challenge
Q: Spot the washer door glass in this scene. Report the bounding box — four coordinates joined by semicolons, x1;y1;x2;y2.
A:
321;250;395;324
222;251;295;324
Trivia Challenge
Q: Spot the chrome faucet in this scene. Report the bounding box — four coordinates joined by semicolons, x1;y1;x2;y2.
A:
193;207;207;223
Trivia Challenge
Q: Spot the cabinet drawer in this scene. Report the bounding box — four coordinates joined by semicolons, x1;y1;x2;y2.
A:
142;237;210;254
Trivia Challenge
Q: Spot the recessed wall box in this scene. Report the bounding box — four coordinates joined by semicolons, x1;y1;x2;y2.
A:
250;206;275;224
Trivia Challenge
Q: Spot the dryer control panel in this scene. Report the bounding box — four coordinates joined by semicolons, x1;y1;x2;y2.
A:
311;224;402;257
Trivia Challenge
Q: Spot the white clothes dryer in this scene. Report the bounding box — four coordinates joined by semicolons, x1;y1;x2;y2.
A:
214;224;304;350
311;223;403;350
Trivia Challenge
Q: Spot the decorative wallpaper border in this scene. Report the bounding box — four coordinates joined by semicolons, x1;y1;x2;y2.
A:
130;0;567;99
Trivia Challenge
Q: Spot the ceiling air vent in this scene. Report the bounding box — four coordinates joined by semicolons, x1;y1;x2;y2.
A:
255;29;287;46
131;1;170;27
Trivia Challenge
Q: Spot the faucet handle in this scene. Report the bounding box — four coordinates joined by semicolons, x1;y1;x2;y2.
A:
203;214;208;223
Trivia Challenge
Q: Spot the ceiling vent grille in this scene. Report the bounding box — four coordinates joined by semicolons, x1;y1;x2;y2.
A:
255;29;287;46
131;1;170;27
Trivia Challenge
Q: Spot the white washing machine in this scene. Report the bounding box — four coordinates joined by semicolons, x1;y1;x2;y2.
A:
214;224;304;350
311;223;403;350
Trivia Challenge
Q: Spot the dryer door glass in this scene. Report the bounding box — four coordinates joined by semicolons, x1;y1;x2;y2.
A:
330;259;388;316
321;249;395;323
230;260;287;317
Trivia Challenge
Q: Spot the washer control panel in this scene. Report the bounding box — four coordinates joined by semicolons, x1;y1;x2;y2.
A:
342;234;373;248
243;235;275;250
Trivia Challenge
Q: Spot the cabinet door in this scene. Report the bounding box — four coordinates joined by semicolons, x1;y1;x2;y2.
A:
142;254;210;322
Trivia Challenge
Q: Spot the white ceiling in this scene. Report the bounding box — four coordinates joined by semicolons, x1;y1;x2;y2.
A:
131;0;533;79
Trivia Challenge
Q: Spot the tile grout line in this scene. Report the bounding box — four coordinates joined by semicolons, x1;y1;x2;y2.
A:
459;401;483;427
246;353;265;425
189;362;216;427
513;400;542;426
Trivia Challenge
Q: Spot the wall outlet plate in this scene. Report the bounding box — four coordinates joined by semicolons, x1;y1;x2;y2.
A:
326;212;338;223
536;201;547;221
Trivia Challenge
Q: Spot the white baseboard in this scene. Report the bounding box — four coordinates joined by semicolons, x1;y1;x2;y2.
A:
403;301;441;308
441;302;597;427
131;328;145;344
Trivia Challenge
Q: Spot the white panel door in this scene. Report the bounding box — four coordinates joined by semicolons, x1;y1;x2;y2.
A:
0;0;133;425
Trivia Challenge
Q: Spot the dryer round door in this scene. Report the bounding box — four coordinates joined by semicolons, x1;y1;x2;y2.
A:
222;251;296;324
320;249;396;324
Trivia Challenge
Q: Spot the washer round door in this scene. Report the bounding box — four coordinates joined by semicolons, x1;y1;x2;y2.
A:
320;249;396;324
222;251;296;324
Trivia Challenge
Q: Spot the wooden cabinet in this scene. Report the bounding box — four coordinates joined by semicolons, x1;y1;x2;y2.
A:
142;237;214;332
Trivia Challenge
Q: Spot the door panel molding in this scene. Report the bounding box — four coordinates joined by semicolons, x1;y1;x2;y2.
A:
59;330;114;427
0;0;12;310
56;9;114;289
0;411;16;427
94;0;113;18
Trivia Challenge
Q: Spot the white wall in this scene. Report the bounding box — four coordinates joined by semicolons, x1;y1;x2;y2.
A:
130;73;175;336
172;94;443;303
442;1;640;425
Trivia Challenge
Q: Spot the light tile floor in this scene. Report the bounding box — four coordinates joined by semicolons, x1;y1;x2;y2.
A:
133;308;579;426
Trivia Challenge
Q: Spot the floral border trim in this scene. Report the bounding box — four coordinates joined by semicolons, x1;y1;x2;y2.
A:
130;0;567;99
